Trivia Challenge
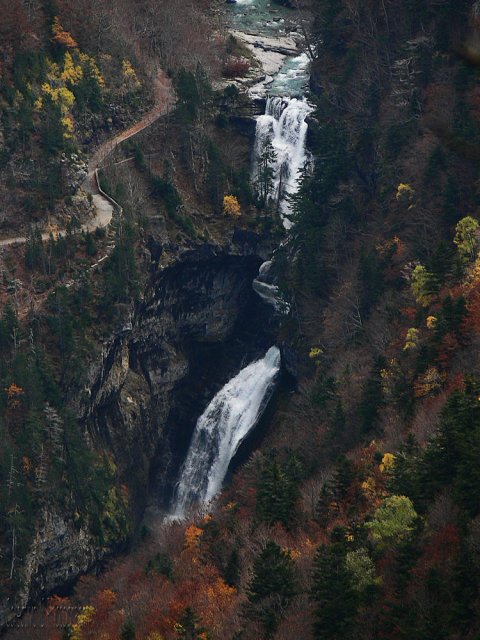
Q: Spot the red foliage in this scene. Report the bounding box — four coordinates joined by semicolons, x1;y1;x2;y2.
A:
411;524;460;583
436;332;459;369
0;0;35;53
223;58;250;78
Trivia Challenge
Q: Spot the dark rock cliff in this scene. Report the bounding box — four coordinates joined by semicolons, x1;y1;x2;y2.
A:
83;240;274;517
0;234;276;630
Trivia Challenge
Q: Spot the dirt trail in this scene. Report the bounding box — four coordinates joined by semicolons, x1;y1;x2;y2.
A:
0;70;174;247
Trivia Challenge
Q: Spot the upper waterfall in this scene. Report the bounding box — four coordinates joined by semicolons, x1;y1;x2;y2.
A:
253;96;313;227
170;346;281;519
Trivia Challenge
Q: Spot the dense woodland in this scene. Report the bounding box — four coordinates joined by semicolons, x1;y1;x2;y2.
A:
3;0;480;638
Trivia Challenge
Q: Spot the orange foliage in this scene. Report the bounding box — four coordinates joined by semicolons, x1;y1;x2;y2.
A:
184;524;202;551
6;383;24;407
52;16;78;49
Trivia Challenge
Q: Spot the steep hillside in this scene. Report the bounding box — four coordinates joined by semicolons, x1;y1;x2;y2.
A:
0;0;275;631
5;1;480;639
15;1;480;639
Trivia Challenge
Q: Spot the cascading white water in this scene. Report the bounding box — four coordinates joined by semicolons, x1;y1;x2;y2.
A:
252;259;290;313
251;97;313;311
168;2;312;521
170;346;281;518
253;96;313;228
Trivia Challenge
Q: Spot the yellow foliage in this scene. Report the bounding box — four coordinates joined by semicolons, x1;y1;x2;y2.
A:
71;605;95;640
379;453;395;473
309;346;323;359
62;51;83;85
414;366;446;398
361;477;376;498
223;195;241;218
379;359;401;398
57;86;75;110
396;183;415;199
122;59;141;89
426;315;437;329
40;82;75;113
403;327;419;350
79;52;105;87
146;633;165;640
62;115;75;139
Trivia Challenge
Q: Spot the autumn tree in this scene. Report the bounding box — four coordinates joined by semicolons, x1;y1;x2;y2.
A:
411;264;436;306
365;495;417;549
223;195;241;218
454;216;479;264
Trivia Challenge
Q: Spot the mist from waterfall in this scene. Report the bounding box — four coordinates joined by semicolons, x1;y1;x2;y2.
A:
170;347;281;518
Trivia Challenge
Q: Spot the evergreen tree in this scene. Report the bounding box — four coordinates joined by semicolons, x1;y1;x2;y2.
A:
176;607;206;640
247;541;296;637
312;537;358;640
256;454;302;527
358;358;385;434
255;136;277;208
25;225;45;271
421;379;480;516
120;619;136;640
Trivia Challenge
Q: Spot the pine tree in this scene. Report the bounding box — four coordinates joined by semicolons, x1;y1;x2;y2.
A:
175;607;206;640
120;620;136;640
312;540;358;640
247;541;296;637
255;137;277;208
256;455;302;527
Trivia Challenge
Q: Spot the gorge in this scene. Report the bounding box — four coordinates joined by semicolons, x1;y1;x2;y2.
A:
3;0;480;638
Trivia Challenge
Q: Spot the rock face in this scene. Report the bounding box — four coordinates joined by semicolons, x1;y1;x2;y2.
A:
0;511;101;632
84;241;272;518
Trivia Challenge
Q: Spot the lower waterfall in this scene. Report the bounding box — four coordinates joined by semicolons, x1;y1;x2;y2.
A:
169;346;281;518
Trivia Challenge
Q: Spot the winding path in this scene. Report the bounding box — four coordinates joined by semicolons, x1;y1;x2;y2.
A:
0;70;174;247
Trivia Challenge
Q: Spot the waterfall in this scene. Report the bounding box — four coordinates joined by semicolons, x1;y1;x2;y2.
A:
170;346;281;518
253;96;313;228
252;259;290;313
167;4;312;521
